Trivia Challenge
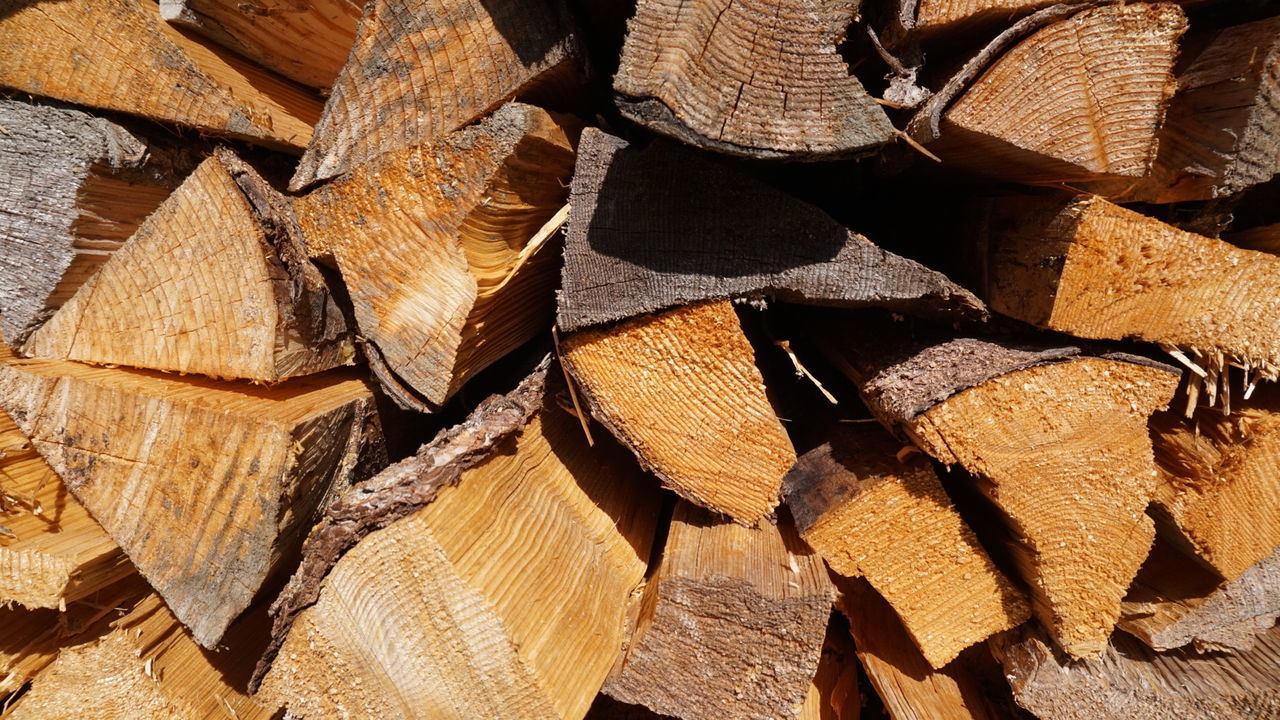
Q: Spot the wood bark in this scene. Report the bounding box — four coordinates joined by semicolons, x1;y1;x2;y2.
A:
161;0;364;91
603;501;834;720
558;129;986;333
291;102;576;410
0;356;385;649
562;301;796;525
0;99;196;347
612;0;893;159
0;0;323;152
259;388;659;720
289;0;577;190
23;149;354;383
784;424;1029;668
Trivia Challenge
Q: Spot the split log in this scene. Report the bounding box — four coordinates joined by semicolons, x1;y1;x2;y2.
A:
561;301;795;525
1121;541;1280;654
5;592;279;719
0;0;322;151
783;424;1029;668
292;102;575;409
0;356;385;648
0;99;196;347
259;381;659;720
289;0;577;190
603;501;834;720
906;0;1058;41
1229;221;1280;255
161;0;364;91
0;409;130;610
980;193;1280;409
835;575;1009;720
930;3;1185;183
993;623;1280;720
558;129;986;333
823;318;1180;658
23;149;354;382
612;0;893;159
801;619;860;720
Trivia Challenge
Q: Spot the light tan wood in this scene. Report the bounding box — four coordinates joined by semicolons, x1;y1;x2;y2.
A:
0;355;382;649
603;501;834;720
935;3;1185;183
161;0;363;91
799;619;860;720
23;150;353;383
260;405;659;720
913;0;1056;39
0;0;322;151
784;425;1028;668
292;102;574;409
905;357;1179;658
290;0;576;189
562;301;795;525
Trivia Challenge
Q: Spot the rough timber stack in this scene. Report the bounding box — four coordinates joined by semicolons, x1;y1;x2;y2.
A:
0;0;1278;718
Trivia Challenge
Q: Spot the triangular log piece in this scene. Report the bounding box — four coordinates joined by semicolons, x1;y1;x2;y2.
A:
932;3;1185;183
558;129;986;333
612;0;893;160
289;0;577;190
0;408;130;611
980;193;1280;408
799;617;860;720
823;318;1180;658
292;103;576;409
561;301;794;525
4;592;280;719
835;575;1010;720
0;0;322;152
603;501;834;720
161;0;364;91
993;623;1280;719
0;98;197;347
784;424;1029;668
0;356;386;649
908;0;1057;41
259;392;660;720
23;149;353;383
1121;540;1280;654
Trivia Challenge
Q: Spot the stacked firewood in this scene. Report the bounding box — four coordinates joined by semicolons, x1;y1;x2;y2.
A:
1;0;1278;717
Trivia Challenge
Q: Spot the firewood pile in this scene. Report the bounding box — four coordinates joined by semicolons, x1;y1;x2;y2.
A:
2;0;1280;717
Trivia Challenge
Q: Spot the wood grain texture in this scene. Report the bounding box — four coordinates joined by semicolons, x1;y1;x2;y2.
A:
290;0;577;189
292;103;575;408
260;403;659;720
562;301;794;525
784;425;1028;668
613;0;892;159
0;0;322;151
23;149;353;383
558;129;986;333
604;501;834;720
800;619;860;720
161;0;364;90
912;0;1058;40
0;356;385;648
935;3;1185;183
0;99;195;347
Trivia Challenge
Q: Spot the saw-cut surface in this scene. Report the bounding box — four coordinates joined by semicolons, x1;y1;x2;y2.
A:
0;0;322;151
24;150;353;382
0;99;195;347
290;0;576;189
0;356;383;649
937;3;1185;183
913;0;1056;38
0;408;130;610
612;0;892;159
784;425;1028;668
293;103;574;409
260;405;659;720
161;0;364;90
559;129;986;332
562;301;795;525
994;623;1280;720
604;502;834;720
